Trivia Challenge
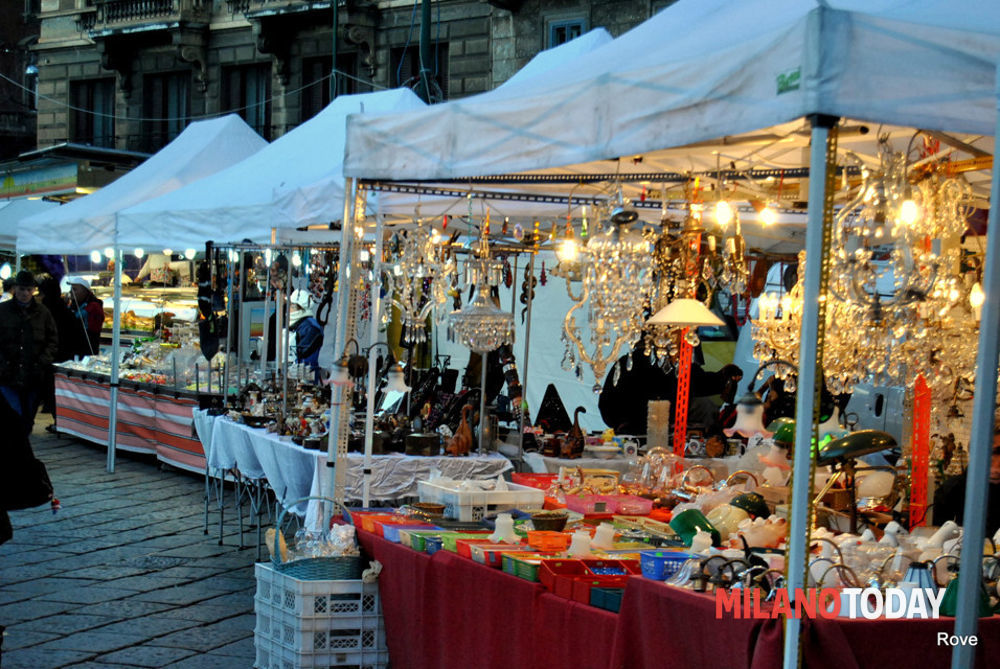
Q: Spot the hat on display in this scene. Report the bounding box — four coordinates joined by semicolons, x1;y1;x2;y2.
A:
67;276;92;290
12;271;36;287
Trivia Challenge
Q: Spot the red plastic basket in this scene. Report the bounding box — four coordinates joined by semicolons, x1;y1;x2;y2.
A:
511;472;560;491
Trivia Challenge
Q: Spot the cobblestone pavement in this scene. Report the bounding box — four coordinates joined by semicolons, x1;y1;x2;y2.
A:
1;414;259;668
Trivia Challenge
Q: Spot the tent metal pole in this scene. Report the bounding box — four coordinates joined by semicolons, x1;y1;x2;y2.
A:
517;252;536;466
222;252;234;401
478;354;488;454
260;255;272;376
107;246;123;474
951;84;1000;669
362;215;385;507
326;177;355;504
783;114;837;669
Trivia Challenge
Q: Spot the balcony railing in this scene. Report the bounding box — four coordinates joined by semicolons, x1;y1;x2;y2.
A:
88;0;210;31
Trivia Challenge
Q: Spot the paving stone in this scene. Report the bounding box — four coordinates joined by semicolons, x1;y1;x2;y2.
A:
65;566;151;581
71;599;178;620
102;575;189;592
149;617;253;651
157;604;245;623
35;630;148;653
0;646;94;668
95;643;199;667
0;628;63;650
131;583;233;605
92;615;201;639
0;599;78;623
209;636;255;657
15;613;120;635
163;653;250;668
36;585;143;604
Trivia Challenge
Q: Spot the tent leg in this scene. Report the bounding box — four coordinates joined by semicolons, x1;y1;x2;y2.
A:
517;252;536;468
951;95;1000;669
362;215;385;508
783;114;838;669
107;247;123;474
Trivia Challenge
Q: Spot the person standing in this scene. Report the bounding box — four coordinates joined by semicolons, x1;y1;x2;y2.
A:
67;276;104;357
289;290;324;382
0;271;58;436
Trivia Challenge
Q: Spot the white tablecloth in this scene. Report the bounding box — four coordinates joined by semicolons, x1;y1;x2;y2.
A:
195;412;513;526
523;452;635;474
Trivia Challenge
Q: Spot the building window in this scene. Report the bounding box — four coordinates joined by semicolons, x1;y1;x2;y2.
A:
69;78;115;148
142;71;190;152
301;53;360;124
222;63;271;140
391;43;448;101
548;18;586;47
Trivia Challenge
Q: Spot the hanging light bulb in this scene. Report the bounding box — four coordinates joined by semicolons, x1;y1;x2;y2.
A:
359;249;370;263
760;206;777;226
163;248;173;257
184;249;196;260
969;282;985;309
134;248;144;259
264;248;272;264
898;199;920;226
0;263;10;280
90;250;102;263
291;251;302;267
557;238;579;262
103;247;114;260
715;200;733;227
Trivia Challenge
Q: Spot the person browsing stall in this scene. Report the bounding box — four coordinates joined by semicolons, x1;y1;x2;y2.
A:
67;276;104;357
0;271;58;436
289;290;324;381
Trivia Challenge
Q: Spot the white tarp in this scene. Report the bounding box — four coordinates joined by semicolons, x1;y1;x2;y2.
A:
344;0;1000;181
18;115;266;254
120;89;426;240
0;198;58;251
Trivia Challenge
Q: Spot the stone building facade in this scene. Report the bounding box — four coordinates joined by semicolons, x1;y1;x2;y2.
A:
31;1;676;153
1;1;42;160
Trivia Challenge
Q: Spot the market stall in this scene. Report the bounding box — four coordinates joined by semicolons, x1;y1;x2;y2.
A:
338;2;1000;666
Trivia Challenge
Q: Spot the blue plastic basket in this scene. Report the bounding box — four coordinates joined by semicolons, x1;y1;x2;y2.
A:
640;551;694;580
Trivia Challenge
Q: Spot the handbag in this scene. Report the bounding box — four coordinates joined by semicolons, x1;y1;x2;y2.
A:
1;454;54;511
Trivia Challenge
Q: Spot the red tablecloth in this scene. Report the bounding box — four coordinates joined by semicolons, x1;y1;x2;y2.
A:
359;530;1000;669
358;529;617;669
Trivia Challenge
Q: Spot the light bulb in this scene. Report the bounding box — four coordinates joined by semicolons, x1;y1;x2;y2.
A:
359;249;370;263
969;282;985;309
715;201;733;227
103;247;114;260
0;263;10;280
134;248;144;259
291;251;302;267
264;248;272;264
163;248;173;257
90;250;102;263
899;199;920;226
430;229;441;244
557;238;579;262
760;206;777;226
184;248;196;260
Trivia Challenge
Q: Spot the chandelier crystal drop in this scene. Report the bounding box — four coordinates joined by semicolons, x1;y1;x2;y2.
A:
384;220;455;344
448;231;514;352
562;198;654;392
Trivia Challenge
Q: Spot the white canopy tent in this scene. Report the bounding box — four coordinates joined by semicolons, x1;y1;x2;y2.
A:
119;89;426;241
17;114;266;476
0;199;59;252
343;2;1000;666
18;115;266;254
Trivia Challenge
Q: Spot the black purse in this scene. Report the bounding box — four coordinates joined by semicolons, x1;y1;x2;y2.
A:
1;455;53;511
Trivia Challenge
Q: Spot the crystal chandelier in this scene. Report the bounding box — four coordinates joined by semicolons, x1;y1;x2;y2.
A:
643;202;749;365
752;146;979;406
448;231;514;352
561;198;654;391
384;219;456;343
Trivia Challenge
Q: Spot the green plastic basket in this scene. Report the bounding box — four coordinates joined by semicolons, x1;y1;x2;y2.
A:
501;553;544;582
273;496;363;581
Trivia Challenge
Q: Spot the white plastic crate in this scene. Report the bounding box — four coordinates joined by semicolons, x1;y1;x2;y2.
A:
254;563;387;668
255;563;381;620
255;636;389;669
417;479;545;521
